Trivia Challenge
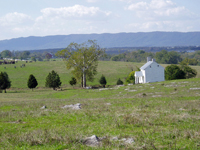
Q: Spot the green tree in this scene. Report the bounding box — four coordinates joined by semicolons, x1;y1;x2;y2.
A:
99;75;107;88
31;57;36;62
69;77;77;87
56;40;104;88
155;50;181;64
117;78;123;85
45;70;62;90
126;71;135;84
1;50;12;58
0;72;11;93
27;74;38;91
165;65;185;80
182;66;197;79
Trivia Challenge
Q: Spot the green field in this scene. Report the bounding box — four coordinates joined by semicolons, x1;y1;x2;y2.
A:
1;61;200;149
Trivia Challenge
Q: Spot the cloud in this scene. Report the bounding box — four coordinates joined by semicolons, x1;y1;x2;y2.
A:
86;0;99;3
126;0;195;20
0;12;32;26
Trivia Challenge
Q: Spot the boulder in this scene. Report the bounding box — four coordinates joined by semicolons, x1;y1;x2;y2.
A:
61;103;81;110
83;135;101;147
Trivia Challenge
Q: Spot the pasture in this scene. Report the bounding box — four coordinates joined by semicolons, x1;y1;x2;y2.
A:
1;60;200;149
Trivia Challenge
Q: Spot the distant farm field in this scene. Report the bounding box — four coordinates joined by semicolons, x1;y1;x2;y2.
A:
1;60;200;149
0;60;147;88
0;60;200;89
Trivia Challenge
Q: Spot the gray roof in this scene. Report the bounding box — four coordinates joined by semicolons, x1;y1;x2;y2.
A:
140;61;154;70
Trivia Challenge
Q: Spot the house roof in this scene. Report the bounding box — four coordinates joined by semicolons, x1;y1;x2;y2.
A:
140;61;154;70
135;71;143;77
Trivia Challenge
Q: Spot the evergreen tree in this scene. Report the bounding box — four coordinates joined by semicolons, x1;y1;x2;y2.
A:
27;74;38;91
99;75;107;88
45;70;62;90
69;77;77;87
0;72;11;93
117;78;123;85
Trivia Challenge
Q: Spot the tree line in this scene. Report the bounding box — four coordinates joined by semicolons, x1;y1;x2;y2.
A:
110;49;200;65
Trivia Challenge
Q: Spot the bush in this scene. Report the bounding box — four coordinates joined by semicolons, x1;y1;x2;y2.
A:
27;74;38;91
69;77;77;87
126;71;135;84
99;75;107;88
165;65;185;80
117;78;123;85
45;70;62;90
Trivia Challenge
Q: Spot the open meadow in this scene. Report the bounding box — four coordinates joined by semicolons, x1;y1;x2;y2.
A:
1;60;200;149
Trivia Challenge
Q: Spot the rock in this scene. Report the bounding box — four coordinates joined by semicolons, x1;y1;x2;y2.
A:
83;135;101;147
111;136;118;141
105;103;111;105
119;137;135;145
124;138;135;144
41;105;47;109
61;103;81;110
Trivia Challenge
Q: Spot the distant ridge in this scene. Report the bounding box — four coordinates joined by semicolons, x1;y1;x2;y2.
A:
1;31;200;51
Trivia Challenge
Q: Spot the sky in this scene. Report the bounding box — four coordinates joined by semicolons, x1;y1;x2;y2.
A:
0;0;200;40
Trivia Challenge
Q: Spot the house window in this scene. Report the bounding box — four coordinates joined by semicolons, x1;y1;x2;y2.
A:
150;66;151;68
157;65;159;67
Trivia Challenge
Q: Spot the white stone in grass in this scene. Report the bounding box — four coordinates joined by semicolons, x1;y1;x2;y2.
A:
83;135;101;147
40;105;47;109
105;103;111;105
111;136;118;140
119;138;135;145
61;103;81;110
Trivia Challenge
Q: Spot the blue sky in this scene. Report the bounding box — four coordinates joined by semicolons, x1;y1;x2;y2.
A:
0;0;200;40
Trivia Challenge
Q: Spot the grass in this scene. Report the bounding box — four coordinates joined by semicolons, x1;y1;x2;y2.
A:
1;60;200;149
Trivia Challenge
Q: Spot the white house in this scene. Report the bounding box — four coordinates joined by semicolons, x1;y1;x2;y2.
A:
135;57;165;84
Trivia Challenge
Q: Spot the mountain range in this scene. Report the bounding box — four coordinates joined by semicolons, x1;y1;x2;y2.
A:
1;31;200;51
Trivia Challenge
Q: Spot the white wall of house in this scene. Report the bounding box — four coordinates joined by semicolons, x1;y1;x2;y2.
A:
144;61;165;83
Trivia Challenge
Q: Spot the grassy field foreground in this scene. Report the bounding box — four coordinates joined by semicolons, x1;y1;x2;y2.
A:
1;77;200;149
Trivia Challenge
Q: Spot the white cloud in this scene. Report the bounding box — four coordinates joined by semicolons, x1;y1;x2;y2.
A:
0;12;32;26
126;0;195;20
86;0;99;3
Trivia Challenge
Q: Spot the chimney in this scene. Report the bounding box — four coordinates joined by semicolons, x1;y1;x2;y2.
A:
147;57;151;62
152;58;156;62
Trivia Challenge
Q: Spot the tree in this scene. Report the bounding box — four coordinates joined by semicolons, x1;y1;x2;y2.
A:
126;71;135;84
45;70;62;90
0;72;11;93
1;50;12;58
27;74;38;91
165;65;185;80
99;75;107;88
31;57;36;62
117;78;123;85
182;65;197;79
155;50;182;64
69;77;77;87
56;40;104;88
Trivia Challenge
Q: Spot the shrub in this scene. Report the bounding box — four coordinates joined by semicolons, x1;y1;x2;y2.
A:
27;74;38;91
126;71;135;84
99;75;107;88
69;77;77;87
45;70;62;90
117;78;123;85
165;65;185;80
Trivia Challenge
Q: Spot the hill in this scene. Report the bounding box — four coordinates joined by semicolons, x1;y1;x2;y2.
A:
1;61;200;149
1;31;200;51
